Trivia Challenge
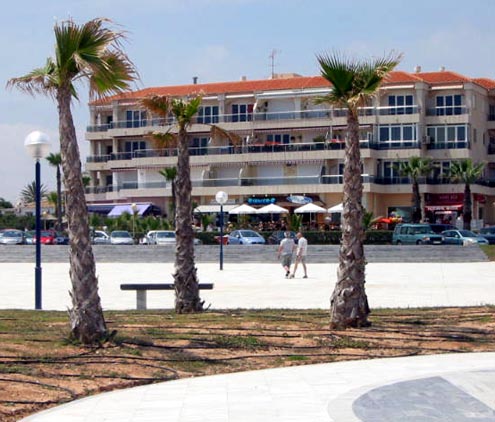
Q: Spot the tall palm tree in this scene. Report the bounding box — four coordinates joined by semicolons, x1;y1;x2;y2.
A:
21;181;48;204
316;51;401;329
8;18;137;344
448;159;485;230
397;156;432;223
159;167;177;222
46;152;63;231
142;95;204;313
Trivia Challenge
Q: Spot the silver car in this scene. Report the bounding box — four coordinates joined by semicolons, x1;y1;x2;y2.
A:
110;230;134;245
0;229;25;245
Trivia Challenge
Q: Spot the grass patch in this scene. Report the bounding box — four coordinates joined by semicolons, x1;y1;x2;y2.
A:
480;245;495;261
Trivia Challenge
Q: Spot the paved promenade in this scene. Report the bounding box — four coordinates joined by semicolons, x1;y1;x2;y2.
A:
2;251;493;421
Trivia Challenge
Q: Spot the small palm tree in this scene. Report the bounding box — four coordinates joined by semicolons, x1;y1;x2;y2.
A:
448;159;485;230
316;51;401;329
141;95;204;313
21;181;48;204
396;156;432;223
46;152;63;231
8;18;137;344
159;167;177;223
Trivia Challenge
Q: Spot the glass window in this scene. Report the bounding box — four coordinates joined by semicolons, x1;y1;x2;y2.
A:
447;126;456;141
403;126;413;140
391;126;401;140
457;126;466;141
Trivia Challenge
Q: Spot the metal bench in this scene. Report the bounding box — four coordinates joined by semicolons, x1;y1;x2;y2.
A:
120;283;214;310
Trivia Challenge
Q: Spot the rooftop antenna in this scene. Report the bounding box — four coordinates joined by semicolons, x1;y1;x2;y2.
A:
269;49;281;78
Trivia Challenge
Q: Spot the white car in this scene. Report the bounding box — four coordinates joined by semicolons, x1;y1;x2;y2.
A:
148;230;202;245
92;230;110;245
110;230;134;245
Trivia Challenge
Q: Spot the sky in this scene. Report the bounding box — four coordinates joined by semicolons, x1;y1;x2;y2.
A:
1;0;495;203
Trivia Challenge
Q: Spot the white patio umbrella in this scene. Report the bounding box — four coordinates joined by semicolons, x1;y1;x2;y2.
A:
256;203;289;214
328;202;343;213
228;204;257;214
294;203;326;214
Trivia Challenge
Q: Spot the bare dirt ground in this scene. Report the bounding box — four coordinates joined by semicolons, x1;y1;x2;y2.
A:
1;306;494;421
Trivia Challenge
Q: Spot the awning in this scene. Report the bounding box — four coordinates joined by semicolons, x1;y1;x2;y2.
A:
108;203;151;217
88;204;116;214
425;204;463;211
194;204;238;213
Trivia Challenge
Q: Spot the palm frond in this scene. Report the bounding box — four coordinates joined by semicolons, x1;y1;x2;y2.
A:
141;95;172;118
6;58;58;97
210;125;242;146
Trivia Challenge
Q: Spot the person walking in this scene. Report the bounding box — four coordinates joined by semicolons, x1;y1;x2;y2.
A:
277;231;296;278
290;231;308;278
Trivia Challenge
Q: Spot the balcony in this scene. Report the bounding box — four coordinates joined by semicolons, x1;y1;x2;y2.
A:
86;105;421;133
426;141;470;150
426;106;468;116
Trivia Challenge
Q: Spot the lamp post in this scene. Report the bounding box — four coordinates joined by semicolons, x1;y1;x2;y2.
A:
24;131;50;310
131;202;138;243
215;191;228;270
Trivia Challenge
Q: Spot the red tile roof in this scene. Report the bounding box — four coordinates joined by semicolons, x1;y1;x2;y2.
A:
91;71;495;105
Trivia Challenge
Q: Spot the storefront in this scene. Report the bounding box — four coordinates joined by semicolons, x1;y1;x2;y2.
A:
424;193;464;224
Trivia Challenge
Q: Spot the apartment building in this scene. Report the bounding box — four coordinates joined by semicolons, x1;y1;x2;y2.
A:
85;68;495;226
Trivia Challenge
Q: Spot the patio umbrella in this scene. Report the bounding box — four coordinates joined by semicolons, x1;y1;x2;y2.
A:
328;202;343;213
256;203;289;214
228;204;257;214
294;203;326;214
294;202;326;226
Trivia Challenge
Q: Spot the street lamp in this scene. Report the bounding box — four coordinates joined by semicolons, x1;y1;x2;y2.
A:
24;131;51;310
215;191;228;270
131;202;138;243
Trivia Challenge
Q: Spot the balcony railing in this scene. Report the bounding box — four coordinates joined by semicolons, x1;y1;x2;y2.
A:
426;141;469;150
86;105;421;132
426;106;468;116
85;140;426;164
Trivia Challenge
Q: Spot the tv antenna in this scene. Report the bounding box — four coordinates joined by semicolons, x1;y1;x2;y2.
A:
269;49;281;78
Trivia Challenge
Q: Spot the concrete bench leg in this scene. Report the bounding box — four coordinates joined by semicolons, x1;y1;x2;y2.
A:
136;291;147;310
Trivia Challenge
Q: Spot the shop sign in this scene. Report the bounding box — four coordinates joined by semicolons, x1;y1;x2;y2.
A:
247;197;276;205
286;195;313;204
425;193;463;205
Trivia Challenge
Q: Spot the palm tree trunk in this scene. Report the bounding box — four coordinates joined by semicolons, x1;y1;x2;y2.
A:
412;179;422;223
57;86;107;344
174;126;203;313
330;111;370;328
463;184;472;230
56;165;63;231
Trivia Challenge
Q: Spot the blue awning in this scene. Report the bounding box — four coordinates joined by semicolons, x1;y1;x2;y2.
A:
108;203;151;217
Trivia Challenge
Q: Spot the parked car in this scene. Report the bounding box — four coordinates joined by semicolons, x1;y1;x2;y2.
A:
152;230;176;245
24;230;35;245
392;224;444;245
55;232;69;245
141;230;158;245
267;230;297;245
227;230;266;245
149;230;202;245
34;230;57;245
0;229;25;245
92;230;110;245
110;230;134;245
479;226;495;245
442;229;489;246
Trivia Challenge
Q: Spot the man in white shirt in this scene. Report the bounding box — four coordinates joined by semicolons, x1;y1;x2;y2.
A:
290;231;308;279
277;231;296;278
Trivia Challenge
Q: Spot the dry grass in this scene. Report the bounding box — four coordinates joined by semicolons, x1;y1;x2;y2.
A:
0;306;494;421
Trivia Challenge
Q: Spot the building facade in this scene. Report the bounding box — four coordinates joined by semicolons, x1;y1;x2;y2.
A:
85;69;495;226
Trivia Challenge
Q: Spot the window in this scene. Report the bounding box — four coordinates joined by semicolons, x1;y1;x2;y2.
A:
197;106;219;124
126;110;147;128
378;124;417;142
435;95;463;115
125;140;146;152
388;95;414;114
426;125;467;143
231;104;254;122
267;133;290;144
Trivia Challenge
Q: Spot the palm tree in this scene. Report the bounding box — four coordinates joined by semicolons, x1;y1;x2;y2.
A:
21;181;48;204
46;152;63;231
397;156;432;223
159;167;177;222
8;18;137;344
141;95;204;313
448;159;485;230
316;51;401;329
